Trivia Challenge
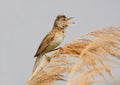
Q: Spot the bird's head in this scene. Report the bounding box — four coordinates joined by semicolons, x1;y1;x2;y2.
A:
54;15;75;28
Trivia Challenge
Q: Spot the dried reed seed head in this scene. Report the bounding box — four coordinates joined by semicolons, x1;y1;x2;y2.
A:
26;27;120;85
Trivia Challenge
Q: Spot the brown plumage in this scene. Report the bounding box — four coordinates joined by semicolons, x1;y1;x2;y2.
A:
33;15;74;72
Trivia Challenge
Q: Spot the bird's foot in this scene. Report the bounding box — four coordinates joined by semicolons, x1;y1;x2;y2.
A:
46;57;51;62
45;54;51;62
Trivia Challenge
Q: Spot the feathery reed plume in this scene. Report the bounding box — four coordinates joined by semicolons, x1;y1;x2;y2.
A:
26;26;120;85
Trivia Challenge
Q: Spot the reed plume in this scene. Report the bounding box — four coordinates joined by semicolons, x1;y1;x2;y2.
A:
26;26;120;85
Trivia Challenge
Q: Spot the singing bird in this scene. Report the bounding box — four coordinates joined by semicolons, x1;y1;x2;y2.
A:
33;15;74;72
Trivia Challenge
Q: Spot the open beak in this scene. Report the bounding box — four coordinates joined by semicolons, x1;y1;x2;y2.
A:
66;17;75;24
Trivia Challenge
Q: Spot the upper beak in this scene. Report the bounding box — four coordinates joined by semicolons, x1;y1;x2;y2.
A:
66;17;75;24
68;17;74;20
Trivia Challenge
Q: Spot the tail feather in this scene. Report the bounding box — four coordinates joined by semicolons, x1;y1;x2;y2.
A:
33;54;43;73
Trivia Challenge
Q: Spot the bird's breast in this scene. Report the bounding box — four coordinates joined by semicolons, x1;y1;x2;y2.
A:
46;32;64;52
54;32;64;43
51;32;64;46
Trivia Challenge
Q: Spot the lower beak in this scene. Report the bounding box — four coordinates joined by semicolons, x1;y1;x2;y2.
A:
66;21;75;24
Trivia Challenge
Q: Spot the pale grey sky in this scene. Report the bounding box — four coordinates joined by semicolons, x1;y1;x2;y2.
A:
0;0;120;85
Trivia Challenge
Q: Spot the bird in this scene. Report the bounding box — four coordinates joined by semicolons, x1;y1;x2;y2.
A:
33;15;74;72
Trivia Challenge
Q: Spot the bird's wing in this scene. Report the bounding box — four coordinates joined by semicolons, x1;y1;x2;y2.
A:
34;29;57;57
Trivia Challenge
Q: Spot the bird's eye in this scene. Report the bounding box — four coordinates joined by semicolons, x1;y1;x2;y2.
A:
62;18;66;21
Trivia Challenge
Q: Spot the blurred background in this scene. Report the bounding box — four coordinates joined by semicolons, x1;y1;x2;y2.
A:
0;0;120;85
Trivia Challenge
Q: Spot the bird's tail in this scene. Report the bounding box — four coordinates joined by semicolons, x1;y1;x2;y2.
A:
32;54;43;73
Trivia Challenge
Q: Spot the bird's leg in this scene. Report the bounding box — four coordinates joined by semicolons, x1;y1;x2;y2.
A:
51;48;59;51
51;47;63;51
45;54;51;62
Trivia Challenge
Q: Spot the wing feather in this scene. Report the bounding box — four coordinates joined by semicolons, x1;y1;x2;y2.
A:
34;29;58;57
